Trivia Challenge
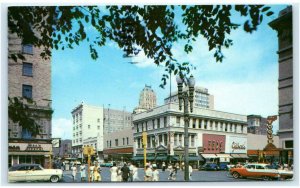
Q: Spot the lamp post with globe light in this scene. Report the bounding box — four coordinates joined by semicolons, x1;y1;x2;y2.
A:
176;74;195;181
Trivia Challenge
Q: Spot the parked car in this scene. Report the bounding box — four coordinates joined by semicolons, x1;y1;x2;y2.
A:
229;163;280;181
219;163;229;171
8;164;63;183
100;161;115;167
199;163;220;171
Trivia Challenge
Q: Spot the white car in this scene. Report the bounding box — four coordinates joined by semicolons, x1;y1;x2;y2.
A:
9;164;63;183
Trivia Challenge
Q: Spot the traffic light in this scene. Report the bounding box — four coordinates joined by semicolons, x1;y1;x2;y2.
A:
142;132;147;146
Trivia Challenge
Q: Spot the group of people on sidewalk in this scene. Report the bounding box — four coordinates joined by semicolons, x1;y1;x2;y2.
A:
68;161;194;182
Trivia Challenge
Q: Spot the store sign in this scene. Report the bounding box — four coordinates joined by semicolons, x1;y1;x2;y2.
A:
202;134;226;153
232;142;246;150
26;144;43;151
225;136;247;153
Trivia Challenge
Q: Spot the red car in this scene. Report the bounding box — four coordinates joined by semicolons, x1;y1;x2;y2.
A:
229;163;280;181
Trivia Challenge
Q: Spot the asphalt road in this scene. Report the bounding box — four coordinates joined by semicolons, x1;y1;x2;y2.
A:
61;167;258;183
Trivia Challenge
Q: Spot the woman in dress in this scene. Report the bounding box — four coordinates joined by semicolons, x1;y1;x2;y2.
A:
93;162;102;182
152;166;159;181
117;166;122;181
80;163;86;182
110;162;118;182
132;163;139;181
89;163;95;182
71;165;77;182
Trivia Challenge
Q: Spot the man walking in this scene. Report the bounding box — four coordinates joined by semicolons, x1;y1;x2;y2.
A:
128;162;134;182
121;163;130;182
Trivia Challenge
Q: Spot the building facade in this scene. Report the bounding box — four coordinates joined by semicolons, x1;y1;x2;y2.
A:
103;108;132;134
71;103;104;159
269;6;293;164
103;127;134;162
164;86;214;109
132;103;248;168
247;115;268;135
53;139;72;159
133;85;157;113
247;134;280;163
8;32;53;168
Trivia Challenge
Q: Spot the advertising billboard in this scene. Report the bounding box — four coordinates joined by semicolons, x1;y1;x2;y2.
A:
225;136;247;154
202;134;226;154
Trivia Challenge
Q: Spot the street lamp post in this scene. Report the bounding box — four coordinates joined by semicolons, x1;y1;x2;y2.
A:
176;74;195;181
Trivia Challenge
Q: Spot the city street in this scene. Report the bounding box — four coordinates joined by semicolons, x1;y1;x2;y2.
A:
61;167;258;183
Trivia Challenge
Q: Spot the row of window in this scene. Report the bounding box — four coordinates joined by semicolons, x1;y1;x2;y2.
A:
73;139;82;144
136;134;195;148
135;117;245;133
106;137;129;148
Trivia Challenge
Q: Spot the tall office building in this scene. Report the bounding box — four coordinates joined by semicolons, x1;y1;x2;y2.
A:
8;32;53;168
164;86;214;109
71;103;104;159
133;85;157;113
269;6;293;164
103;108;132;134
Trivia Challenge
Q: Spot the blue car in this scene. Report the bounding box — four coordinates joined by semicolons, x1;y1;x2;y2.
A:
219;163;229;171
200;163;220;171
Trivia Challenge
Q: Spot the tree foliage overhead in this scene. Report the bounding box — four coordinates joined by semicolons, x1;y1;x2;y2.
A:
8;5;274;87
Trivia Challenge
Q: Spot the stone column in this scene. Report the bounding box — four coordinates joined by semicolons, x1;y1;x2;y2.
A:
170;132;174;155
212;121;216;131
189;135;192;147
189;118;193;128
201;119;204;129
207;120;211;130
196;118;199;129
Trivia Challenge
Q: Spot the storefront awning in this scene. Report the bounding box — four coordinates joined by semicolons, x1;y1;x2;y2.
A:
230;154;240;158
132;156;144;161
238;154;249;158
188;155;205;161
201;154;217;158
216;154;232;158
155;156;168;161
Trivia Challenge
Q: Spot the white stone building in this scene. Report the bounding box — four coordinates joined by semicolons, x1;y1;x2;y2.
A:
164;86;214;109
132;103;247;167
71;103;104;159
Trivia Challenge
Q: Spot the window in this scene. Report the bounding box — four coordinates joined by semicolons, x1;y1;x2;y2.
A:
157;118;160;128
127;137;129;145
179;134;182;145
22;44;33;54
164;117;167;127
225;124;228;132
164;134;168;146
109;140;111;148
88;125;90;129
234;125;237;133
107;141;109;148
145;121;148;130
97;118;100;123
136;124;139;132
191;135;195;147
22;85;32;99
159;135;162;144
174;134;177;146
176;117;180;126
193;119;196;128
152;120;155;129
137;138;141;148
285;140;293;148
115;139;118;147
123;138;125;145
22;63;33;76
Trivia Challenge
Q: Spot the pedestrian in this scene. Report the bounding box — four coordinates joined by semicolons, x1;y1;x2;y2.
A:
62;161;65;171
121;163;130;182
110;162;118;182
132;163;140;181
188;164;193;180
117;166;123;181
80;163;86;182
152;165;159;181
128;162;134;182
168;165;176;181
89;163;95;182
162;162;166;172
71;165;77;182
93;162;102;182
144;165;153;181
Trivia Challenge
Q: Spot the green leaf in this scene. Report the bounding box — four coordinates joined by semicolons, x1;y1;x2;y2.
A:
261;7;271;12
266;11;274;16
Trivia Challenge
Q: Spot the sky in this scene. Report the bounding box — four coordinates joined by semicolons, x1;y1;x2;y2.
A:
51;5;287;139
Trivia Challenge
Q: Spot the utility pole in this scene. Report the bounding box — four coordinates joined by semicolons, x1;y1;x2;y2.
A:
142;132;147;168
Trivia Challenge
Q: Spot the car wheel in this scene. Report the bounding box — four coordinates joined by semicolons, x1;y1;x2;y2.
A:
50;175;59;183
232;172;240;179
